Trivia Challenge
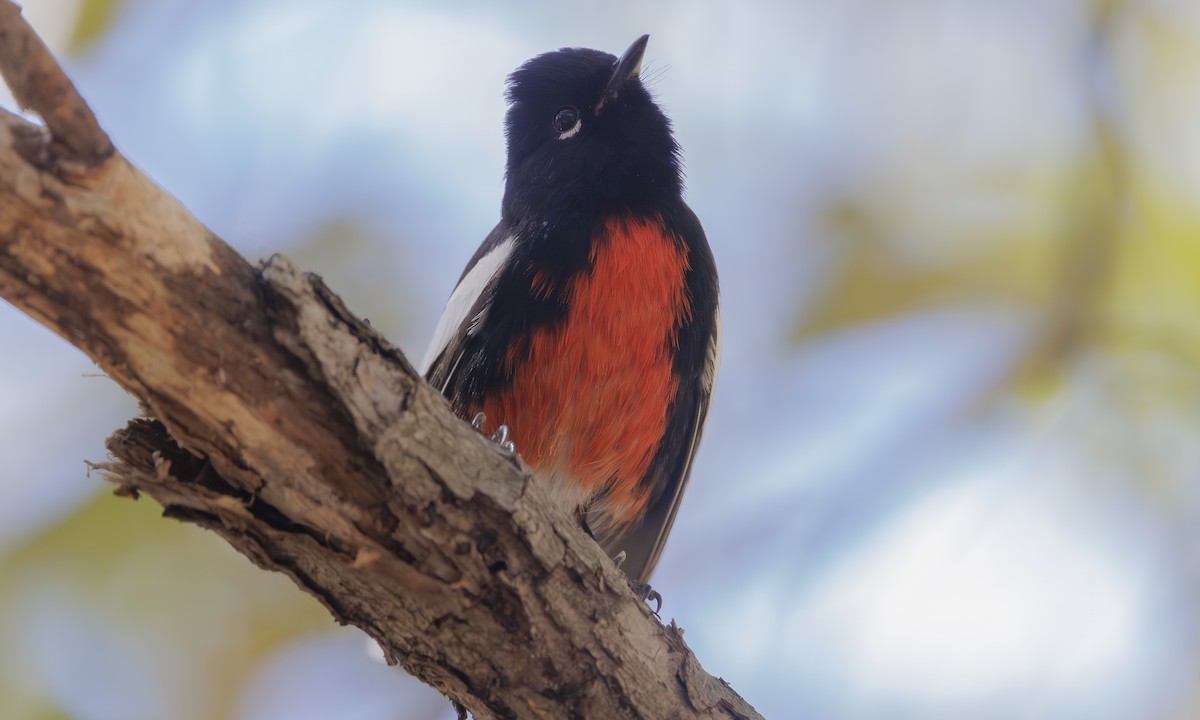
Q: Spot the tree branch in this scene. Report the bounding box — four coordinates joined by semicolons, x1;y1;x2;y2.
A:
0;4;761;718
0;0;110;165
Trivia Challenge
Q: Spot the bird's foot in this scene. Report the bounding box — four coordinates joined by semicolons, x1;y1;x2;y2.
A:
629;580;663;615
491;423;516;455
470;412;516;455
610;551;662;614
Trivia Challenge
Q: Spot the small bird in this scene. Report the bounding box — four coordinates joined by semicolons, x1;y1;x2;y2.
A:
422;35;720;588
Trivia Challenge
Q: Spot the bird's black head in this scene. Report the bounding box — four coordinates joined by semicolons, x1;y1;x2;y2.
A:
501;35;683;220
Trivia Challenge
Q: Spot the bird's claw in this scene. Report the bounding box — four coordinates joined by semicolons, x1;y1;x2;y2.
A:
491;424;516;454
611;552;661;613
470;412;517;455
629;580;663;615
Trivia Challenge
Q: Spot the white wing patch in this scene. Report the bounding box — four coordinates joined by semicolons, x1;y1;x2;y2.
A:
420;236;516;374
702;300;722;391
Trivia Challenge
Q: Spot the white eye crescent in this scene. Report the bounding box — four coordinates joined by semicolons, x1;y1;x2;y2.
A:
553;106;581;140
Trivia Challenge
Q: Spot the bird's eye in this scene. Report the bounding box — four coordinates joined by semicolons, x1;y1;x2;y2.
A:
553;106;581;138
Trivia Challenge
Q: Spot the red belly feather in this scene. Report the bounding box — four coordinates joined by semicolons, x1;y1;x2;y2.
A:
480;216;691;527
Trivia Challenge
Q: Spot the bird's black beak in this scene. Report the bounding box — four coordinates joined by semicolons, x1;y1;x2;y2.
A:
595;34;649;115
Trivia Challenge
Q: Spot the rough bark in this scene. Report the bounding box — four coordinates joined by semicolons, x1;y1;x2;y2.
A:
0;4;762;718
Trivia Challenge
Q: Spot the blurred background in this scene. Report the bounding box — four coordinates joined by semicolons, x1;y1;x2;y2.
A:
2;0;1199;717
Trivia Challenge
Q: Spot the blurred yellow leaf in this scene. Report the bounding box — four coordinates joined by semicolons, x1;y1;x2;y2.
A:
1104;187;1200;367
794;199;1058;343
68;0;123;54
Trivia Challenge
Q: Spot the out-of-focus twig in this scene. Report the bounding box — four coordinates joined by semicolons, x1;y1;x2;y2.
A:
0;0;111;164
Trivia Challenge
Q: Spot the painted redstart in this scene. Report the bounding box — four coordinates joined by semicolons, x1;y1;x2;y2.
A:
422;35;720;588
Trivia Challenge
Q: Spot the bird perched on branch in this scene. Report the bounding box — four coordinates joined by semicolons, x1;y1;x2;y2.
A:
423;35;720;592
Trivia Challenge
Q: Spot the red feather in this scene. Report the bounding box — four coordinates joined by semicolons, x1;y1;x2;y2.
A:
475;215;690;530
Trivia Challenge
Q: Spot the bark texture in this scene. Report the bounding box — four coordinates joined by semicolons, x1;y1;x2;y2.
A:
0;3;762;718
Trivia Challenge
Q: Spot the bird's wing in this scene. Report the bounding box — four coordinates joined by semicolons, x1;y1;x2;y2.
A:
423;226;516;391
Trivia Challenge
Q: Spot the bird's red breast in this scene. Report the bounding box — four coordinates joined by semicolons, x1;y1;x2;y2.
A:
473;215;691;528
